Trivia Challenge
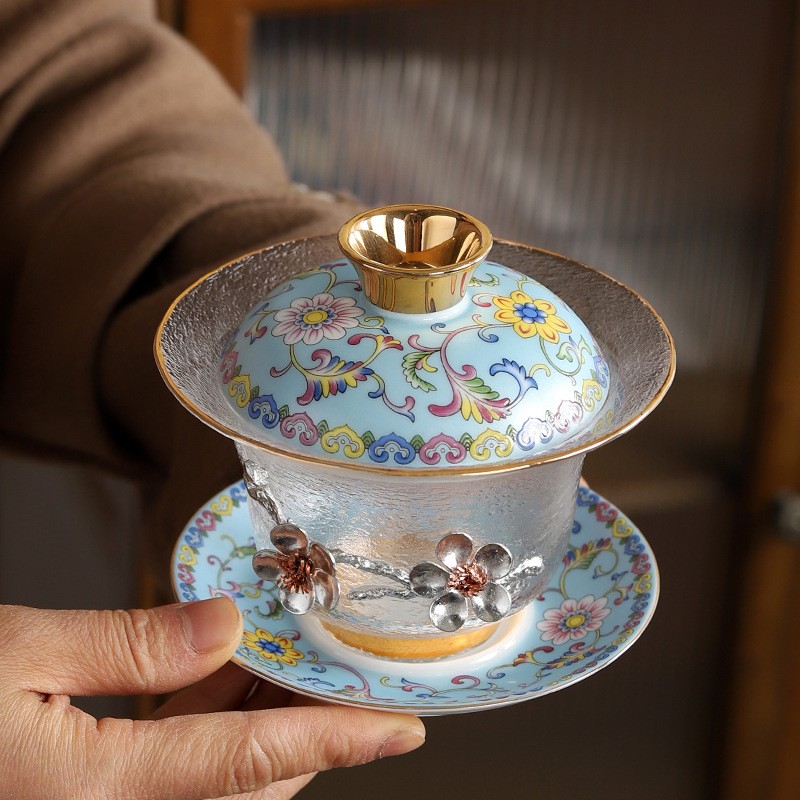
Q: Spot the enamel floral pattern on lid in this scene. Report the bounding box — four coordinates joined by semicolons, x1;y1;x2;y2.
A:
218;206;610;469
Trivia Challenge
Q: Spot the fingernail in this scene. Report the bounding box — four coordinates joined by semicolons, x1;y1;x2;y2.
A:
179;598;242;653
379;729;426;758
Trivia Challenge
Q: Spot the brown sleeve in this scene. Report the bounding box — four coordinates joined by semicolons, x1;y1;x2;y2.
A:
0;0;361;579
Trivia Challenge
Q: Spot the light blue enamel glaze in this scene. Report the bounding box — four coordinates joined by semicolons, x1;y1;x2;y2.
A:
218;259;609;468
172;482;658;715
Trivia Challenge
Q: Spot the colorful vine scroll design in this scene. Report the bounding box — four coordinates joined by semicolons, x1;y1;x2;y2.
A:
220;262;611;466
174;484;655;708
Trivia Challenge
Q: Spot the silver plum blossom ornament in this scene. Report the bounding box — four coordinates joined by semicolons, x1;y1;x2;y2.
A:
252;523;339;614
409;533;513;632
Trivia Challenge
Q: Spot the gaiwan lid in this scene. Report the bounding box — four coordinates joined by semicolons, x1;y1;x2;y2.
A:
217;206;612;469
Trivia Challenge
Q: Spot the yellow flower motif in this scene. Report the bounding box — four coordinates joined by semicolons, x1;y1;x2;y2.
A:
242;627;304;667
492;291;571;343
580;378;603;411
469;429;515;461
228;374;251;408
321;425;365;458
178;545;197;567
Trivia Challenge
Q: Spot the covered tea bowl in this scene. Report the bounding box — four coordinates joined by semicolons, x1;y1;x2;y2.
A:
156;205;674;658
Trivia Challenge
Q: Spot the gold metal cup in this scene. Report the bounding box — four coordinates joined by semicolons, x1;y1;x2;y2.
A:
338;204;493;314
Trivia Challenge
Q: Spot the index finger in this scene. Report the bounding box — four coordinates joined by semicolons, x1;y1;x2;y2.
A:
93;705;425;799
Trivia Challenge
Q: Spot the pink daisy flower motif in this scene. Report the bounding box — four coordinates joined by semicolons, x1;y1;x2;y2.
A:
536;594;611;645
271;292;364;346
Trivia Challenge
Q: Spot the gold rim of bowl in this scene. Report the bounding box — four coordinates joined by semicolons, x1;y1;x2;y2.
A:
154;236;676;478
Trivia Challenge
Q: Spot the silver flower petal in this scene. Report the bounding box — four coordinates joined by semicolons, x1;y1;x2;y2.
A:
279;586;314;615
429;589;469;632
270;522;308;555
471;582;512;622
409;562;450;597
474;542;513;581
309;542;336;576
252;551;282;583
313;568;340;610
435;532;473;570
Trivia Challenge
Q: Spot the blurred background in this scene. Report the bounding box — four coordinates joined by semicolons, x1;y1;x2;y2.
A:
3;0;800;797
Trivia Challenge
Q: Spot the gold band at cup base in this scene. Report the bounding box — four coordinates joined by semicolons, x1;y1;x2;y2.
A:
321;620;498;659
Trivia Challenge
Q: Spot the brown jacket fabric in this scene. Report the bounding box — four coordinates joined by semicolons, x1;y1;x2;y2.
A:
0;0;361;590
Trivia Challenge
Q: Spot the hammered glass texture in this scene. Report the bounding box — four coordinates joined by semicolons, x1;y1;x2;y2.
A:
237;440;582;639
158;236;673;464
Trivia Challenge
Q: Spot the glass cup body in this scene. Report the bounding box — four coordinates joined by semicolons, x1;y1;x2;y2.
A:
238;442;584;642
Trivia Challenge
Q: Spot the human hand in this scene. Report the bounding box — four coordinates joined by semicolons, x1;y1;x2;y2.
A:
0;599;425;799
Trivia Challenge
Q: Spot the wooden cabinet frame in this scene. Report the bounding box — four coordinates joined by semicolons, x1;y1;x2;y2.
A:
722;7;800;798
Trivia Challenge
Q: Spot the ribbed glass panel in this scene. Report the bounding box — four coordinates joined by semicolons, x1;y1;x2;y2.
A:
248;0;792;375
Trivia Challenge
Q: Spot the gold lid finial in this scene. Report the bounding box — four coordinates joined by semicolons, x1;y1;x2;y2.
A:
338;205;493;314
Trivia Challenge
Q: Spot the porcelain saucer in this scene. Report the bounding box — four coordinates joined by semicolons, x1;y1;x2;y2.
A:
171;483;658;716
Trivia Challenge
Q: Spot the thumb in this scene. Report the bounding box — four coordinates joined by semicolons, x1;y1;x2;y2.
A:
4;599;242;696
